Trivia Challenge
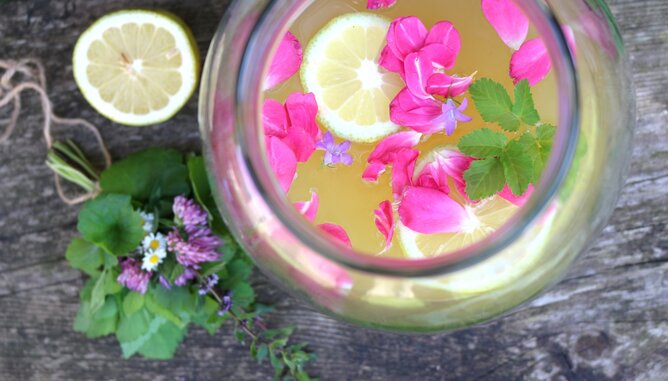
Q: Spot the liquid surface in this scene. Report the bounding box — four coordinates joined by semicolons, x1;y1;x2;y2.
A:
264;0;558;258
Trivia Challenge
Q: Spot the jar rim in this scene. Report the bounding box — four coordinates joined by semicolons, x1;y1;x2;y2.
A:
223;0;580;277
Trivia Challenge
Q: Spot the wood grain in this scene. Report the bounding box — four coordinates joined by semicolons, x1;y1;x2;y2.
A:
0;0;666;380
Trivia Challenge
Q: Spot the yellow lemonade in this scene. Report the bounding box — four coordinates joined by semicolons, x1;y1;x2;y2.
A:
264;0;558;258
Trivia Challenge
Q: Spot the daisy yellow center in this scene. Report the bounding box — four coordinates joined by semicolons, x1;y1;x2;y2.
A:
149;255;160;264
150;240;160;250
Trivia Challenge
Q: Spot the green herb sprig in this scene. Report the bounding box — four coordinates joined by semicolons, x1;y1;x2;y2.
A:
63;147;317;379
459;78;556;200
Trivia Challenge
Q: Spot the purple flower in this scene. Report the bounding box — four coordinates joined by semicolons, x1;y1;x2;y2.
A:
117;258;151;294
173;195;208;227
218;290;233;316
168;227;222;267
316;131;353;166
198;274;220;295
158;274;172;290
439;98;473;135
174;266;198;286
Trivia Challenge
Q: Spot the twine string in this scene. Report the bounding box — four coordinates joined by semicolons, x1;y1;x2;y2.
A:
0;58;111;205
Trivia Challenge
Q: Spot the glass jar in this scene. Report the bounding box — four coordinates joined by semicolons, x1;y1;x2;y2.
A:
199;0;634;332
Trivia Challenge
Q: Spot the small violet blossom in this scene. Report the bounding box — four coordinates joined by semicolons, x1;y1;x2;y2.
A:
390;89;472;135
218;290;233;316
316;131;353;166
117;258;151;294
198;274;220;296
367;0;397;9
174;266;199;287
158;274;172;290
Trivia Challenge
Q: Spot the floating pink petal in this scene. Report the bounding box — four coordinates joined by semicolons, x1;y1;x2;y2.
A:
264;32;304;90
390;88;443;132
498;183;534;206
295;191;319;222
391;149;419;198
367;0;397;9
510;37;551;86
263;99;288;137
482;0;529;51
404;51;435;100
363;131;422;182
398;186;469;234
416;149;475;200
283;124;318;162
379;45;405;74
426;72;474;98
362;162;389;182
285;92;321;141
264;31;303;91
424;21;461;69
374;200;395;251
386;17;428;61
267;136;297;193
319;223;353;248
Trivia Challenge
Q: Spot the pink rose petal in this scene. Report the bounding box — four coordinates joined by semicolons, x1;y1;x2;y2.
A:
426;72;474;98
283;124;317;163
319;223;353;248
398;186;469;234
386;17;428;60
510;37;551;86
267;136;297;193
264;31;303;90
390;88;443;130
424;21;461;69
416;149;475;200
295;191;319;222
498;183;534;206
404;51;435;100
379;45;405;74
374;200;395;251
367;0;397;10
391;149;419;198
482;0;529;50
263;99;288;137
362;162;388;182
368;130;423;164
285;92;321;141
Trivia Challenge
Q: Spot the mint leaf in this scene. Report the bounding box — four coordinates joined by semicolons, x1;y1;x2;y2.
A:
100;148;189;205
518;133;543;181
136;319;186;360
77;194;144;256
501;140;534;196
65;238;107;276
74;297;119;338
463;158;506;200
192;296;226;335
117;309;164;358
458;128;508;158
123;292;145;316
512;80;540;126
469;78;520;131
90;268;122;314
536;124;556;165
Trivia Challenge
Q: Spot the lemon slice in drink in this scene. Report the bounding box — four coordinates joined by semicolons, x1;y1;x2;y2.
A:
301;13;403;143
73;9;200;126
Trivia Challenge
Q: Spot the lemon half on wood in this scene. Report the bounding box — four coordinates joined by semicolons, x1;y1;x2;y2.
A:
73;9;200;126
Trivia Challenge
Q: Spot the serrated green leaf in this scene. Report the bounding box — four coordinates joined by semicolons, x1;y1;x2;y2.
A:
145;292;187;329
77;194;144;256
123;292;145;316
536;124;556;167
90;271;108;314
257;344;269;364
74;297;118;338
512;80;540;126
117;309;166;358
230;282;255;309
65;238;105;276
501;140;535;196
469;78;520;131
518;133;543;181
192;295;225;334
458;128;508;158
136;320;186;360
100;148;189;206
463;158;506;200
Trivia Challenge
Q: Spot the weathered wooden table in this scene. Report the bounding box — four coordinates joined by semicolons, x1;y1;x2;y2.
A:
0;1;666;380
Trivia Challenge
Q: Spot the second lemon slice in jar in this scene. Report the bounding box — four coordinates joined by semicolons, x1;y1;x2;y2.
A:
301;13;403;143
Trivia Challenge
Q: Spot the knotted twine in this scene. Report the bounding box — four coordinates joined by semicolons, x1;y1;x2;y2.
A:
0;58;111;205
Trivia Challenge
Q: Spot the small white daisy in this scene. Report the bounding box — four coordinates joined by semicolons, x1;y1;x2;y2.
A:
142;250;166;271
142;232;166;253
139;211;156;234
